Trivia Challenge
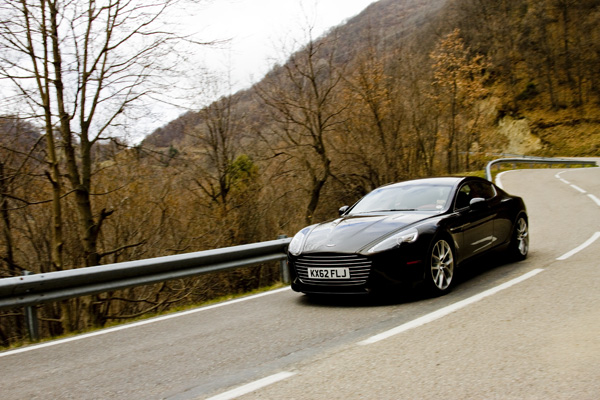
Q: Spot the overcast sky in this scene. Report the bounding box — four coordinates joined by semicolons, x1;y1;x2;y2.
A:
142;0;378;140
194;0;378;89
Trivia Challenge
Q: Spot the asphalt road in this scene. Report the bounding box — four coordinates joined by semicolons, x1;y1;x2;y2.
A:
1;165;599;400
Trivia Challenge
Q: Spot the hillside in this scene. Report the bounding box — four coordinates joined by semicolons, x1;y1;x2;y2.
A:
144;0;446;148
144;0;600;157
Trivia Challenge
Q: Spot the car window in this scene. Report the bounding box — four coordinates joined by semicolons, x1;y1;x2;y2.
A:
454;181;497;210
473;181;496;200
350;184;452;213
455;184;472;210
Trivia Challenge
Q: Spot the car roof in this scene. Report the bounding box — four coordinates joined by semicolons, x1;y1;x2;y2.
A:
384;176;472;188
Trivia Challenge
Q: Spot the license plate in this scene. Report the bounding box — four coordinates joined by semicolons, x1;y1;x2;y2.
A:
307;267;350;279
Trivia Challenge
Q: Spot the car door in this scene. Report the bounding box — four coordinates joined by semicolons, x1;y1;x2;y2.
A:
450;182;496;260
489;185;514;246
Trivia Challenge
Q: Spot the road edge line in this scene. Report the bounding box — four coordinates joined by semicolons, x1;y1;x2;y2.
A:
358;269;544;345
0;286;291;358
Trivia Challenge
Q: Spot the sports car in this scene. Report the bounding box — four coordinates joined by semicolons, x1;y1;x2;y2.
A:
287;176;529;295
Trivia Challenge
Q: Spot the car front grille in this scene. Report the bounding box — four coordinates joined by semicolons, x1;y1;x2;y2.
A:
294;253;372;286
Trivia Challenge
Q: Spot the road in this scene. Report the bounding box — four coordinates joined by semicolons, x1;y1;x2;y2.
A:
1;166;599;399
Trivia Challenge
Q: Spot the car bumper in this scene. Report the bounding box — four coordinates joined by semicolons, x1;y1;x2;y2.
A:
288;247;427;294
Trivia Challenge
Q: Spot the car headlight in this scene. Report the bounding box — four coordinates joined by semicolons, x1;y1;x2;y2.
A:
367;228;419;254
288;227;310;255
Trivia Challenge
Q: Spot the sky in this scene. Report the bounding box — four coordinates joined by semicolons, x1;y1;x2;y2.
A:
192;0;378;91
142;0;379;140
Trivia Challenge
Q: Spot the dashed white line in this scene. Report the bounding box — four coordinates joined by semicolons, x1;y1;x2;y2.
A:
570;184;587;194
205;372;296;400
555;171;600;206
555;171;570;184
587;194;600;207
556;232;600;261
358;269;544;345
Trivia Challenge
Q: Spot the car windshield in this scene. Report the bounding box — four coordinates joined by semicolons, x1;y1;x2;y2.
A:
349;184;453;214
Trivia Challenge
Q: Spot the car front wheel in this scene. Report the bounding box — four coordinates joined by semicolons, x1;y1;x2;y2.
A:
509;216;529;260
426;238;455;295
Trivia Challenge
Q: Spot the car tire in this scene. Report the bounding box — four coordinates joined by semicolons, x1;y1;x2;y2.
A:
509;215;529;261
425;237;455;295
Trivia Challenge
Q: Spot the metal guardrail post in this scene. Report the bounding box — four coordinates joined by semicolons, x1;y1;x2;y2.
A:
22;271;39;342
277;235;290;284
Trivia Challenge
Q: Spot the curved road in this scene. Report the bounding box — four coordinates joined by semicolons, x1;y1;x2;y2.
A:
1;165;599;399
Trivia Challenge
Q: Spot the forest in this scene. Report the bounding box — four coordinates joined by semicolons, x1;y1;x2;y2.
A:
1;0;599;347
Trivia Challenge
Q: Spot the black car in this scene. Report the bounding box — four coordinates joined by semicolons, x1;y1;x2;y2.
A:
287;177;529;296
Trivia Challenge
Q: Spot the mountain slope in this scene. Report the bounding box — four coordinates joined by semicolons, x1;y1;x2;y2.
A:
143;0;447;148
144;0;600;157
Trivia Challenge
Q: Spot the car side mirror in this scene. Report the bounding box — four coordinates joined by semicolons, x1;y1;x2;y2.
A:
469;197;486;210
339;205;349;216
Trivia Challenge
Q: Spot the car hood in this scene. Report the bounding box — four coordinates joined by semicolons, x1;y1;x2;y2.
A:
301;212;435;254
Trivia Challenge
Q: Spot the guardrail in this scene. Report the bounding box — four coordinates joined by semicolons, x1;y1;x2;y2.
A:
0;237;291;341
485;157;598;181
0;237;291;310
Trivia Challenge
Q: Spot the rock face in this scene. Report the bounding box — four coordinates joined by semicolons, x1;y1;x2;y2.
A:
497;116;542;154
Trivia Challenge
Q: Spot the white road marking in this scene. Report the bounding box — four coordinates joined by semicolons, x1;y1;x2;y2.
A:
587;194;600;207
495;170;510;189
358;269;544;345
555;171;570;184
206;268;549;398
0;287;291;358
204;372;296;400
570;184;587;193
555;171;600;206
556;232;600;261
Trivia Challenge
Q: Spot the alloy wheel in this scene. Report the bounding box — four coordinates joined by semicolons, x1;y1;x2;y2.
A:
516;217;529;257
431;239;454;291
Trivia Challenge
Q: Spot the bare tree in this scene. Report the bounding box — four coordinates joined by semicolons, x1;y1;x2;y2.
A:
0;117;46;276
338;33;410;191
430;29;488;173
190;94;244;209
0;0;211;269
403;47;441;177
185;89;262;245
257;30;347;224
0;0;216;333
